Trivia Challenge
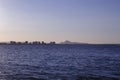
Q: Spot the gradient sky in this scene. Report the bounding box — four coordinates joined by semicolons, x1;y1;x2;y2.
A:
0;0;120;43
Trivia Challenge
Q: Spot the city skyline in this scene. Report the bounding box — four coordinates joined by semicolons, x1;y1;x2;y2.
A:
0;0;120;44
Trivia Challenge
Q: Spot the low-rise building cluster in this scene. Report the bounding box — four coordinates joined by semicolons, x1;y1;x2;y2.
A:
0;41;56;45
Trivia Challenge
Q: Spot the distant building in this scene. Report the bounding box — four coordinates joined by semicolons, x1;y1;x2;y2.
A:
32;41;41;45
49;41;56;45
10;41;17;44
17;42;22;44
41;41;46;45
24;41;28;44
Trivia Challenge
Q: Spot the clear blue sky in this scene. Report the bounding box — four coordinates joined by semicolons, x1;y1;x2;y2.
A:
0;0;120;43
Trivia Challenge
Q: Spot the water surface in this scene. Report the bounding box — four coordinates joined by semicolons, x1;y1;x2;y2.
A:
0;44;120;80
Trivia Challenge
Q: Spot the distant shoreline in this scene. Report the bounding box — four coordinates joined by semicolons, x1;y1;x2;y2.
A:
0;43;120;46
0;40;120;46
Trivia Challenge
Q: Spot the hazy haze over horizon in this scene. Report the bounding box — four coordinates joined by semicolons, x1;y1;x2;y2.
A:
0;0;120;44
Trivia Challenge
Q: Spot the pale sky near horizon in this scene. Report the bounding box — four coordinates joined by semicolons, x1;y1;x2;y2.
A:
0;0;120;43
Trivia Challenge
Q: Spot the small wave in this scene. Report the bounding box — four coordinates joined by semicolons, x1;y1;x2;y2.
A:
24;77;47;80
76;76;120;80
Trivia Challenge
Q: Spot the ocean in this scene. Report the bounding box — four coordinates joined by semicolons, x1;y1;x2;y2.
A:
0;44;120;80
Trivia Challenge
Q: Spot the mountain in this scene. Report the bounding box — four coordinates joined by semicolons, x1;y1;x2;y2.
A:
60;40;88;44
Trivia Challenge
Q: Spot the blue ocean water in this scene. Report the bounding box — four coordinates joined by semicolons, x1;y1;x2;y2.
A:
0;44;120;80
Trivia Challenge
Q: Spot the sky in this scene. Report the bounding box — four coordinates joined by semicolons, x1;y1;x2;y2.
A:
0;0;120;43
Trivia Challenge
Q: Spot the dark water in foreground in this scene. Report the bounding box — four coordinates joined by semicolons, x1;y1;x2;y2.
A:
0;44;120;80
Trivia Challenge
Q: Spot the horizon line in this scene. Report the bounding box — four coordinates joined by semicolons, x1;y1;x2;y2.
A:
0;41;120;45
